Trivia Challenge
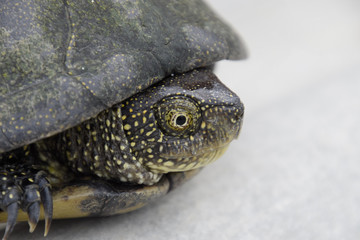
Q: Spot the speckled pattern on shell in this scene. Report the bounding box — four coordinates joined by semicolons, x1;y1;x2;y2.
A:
0;0;246;152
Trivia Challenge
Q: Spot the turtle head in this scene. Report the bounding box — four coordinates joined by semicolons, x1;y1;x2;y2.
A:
121;69;244;173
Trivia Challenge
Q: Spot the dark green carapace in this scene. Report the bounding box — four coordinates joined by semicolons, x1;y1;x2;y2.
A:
0;0;246;239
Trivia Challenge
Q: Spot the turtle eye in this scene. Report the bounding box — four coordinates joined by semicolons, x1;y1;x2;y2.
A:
155;96;201;137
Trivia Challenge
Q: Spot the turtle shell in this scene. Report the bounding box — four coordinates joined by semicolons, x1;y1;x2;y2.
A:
0;0;246;153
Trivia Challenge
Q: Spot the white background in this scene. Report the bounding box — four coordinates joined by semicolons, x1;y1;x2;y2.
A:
7;0;360;239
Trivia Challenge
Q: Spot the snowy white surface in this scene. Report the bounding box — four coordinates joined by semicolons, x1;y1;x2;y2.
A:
7;0;360;239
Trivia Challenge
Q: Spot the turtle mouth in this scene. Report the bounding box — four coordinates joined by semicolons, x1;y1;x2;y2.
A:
149;143;231;173
177;143;230;167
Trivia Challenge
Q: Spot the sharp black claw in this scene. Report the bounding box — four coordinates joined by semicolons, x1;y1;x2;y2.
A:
22;184;41;233
27;202;40;233
38;176;52;237
3;202;19;240
41;186;52;237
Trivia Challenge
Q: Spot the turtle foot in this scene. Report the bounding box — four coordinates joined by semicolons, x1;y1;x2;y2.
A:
0;166;52;240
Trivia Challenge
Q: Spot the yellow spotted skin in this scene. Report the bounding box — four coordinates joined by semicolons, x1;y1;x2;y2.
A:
43;106;162;185
37;69;244;185
120;69;244;174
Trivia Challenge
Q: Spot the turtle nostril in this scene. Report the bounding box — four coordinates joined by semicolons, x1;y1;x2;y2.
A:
235;112;240;121
233;109;244;121
238;104;245;119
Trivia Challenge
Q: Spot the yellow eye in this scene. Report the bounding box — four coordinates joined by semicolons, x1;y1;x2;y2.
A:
155;96;201;137
166;110;193;131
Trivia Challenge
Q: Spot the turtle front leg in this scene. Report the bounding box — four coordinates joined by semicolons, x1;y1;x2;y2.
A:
0;163;52;240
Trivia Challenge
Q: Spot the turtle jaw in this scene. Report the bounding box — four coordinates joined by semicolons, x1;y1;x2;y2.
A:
148;143;231;173
145;104;244;173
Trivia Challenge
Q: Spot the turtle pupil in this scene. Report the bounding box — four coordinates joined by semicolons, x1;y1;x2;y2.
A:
176;115;187;126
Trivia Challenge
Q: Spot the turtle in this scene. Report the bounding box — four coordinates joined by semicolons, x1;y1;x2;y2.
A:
0;0;246;239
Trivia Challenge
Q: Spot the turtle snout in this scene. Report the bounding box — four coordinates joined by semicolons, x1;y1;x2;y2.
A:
234;102;245;139
233;102;244;121
231;101;245;139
